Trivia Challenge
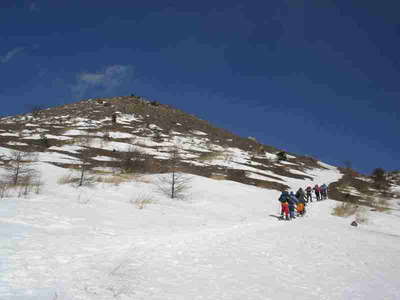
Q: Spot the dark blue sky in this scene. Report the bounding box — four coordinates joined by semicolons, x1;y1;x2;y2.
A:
1;1;399;174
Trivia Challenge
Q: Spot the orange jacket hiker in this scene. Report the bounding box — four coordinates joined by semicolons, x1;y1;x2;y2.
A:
297;202;304;214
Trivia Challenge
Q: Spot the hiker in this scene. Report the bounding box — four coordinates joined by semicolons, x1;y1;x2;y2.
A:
281;201;290;221
295;188;306;216
297;196;306;216
313;184;321;201
279;191;290;218
295;188;305;202
320;184;328;200
305;186;313;202
278;191;290;220
288;192;298;219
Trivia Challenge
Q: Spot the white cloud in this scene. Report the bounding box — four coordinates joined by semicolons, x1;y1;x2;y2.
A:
0;47;26;63
71;65;133;98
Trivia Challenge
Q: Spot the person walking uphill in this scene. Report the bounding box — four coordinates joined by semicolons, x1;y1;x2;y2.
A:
313;184;321;201
320;184;328;200
305;186;313;202
278;191;290;220
295;188;305;203
295;188;306;216
281;201;289;221
288;192;298;219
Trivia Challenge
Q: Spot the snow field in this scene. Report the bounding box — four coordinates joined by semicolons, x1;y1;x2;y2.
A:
0;162;400;299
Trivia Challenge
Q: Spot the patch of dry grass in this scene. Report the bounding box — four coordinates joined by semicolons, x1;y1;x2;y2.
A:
57;174;80;185
355;207;369;224
332;202;369;223
95;175;126;185
210;174;226;180
131;193;155;209
90;169;114;175
372;206;390;212
331;202;358;217
198;151;223;161
93;173;152;186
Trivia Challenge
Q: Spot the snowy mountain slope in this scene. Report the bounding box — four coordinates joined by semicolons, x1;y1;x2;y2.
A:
1;161;400;299
1;97;400;299
1;96;397;209
0;96;332;193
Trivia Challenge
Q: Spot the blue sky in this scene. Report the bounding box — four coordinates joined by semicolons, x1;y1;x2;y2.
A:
0;1;399;174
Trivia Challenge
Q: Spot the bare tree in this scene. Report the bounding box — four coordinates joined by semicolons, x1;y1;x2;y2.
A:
78;150;92;187
0;181;10;199
1;151;42;198
2;151;38;185
154;146;192;199
33;177;43;194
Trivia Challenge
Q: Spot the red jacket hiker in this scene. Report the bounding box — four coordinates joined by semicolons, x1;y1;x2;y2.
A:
281;202;289;220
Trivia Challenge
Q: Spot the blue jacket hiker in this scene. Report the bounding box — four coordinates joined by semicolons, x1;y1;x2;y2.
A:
279;191;290;203
320;184;328;200
288;192;298;219
278;191;290;220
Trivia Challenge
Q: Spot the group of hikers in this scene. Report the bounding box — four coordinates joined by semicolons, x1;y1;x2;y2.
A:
278;184;328;220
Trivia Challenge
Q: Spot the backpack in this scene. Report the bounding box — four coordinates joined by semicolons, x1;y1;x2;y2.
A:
279;192;290;203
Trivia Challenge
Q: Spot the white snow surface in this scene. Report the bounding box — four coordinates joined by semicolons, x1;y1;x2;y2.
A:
148;124;163;131
108;132;136;139
22;134;73;141
1;162;400;300
91;155;114;161
0;133;19;137
191;130;207;136
48;145;84;154
6;142;28;146
63;130;87;136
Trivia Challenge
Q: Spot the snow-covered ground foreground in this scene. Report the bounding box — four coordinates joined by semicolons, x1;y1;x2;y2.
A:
1;163;400;300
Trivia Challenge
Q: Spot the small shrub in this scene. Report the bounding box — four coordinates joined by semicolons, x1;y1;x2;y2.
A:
355;208;369;224
58;174;79;185
95;175;125;186
40;133;50;148
57;173;95;187
276;151;287;161
33;180;43;194
332;202;358;217
131;193;155;209
95;174;131;185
